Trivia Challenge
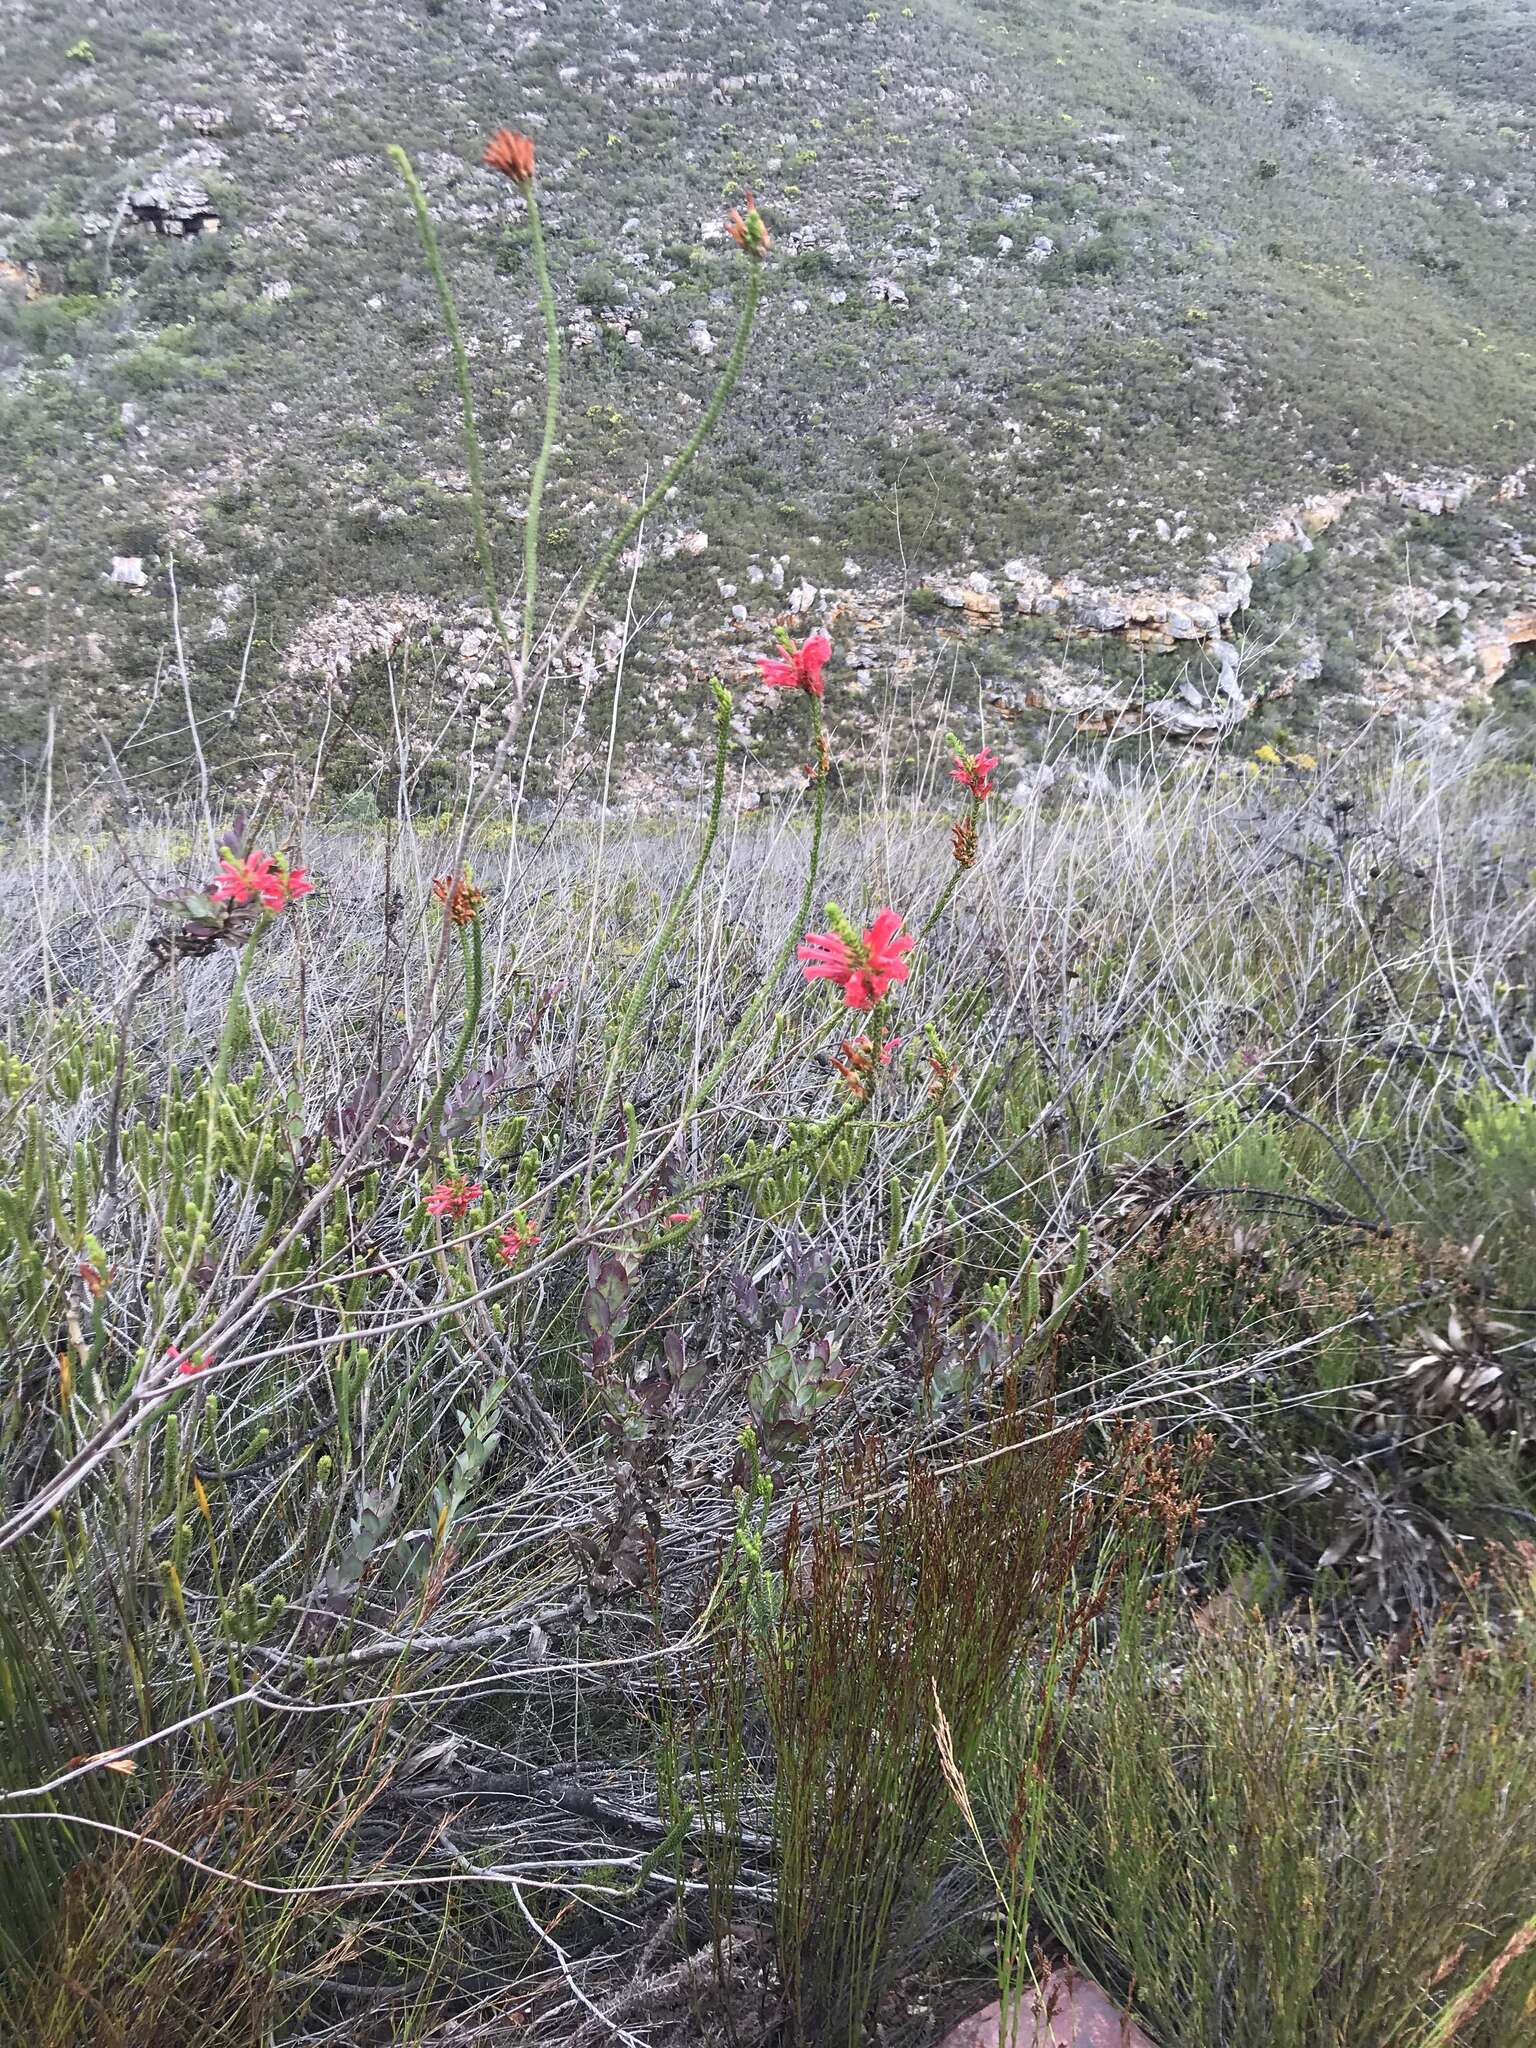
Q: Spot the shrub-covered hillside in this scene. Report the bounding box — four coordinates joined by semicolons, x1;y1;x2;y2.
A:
3;0;1533;782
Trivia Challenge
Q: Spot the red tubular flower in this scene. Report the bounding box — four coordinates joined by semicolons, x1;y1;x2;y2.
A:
433;874;486;926
951;746;1000;801
498;1216;540;1261
797;907;914;1011
796;927;856;989
166;1344;212;1378
210;850;311;911
758;630;832;698
831;1033;903;1098
210;850;278;906
425;1177;484;1221
484;129;536;184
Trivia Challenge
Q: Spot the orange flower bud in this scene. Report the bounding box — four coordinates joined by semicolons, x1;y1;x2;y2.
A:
433;874;486;926
726;191;771;256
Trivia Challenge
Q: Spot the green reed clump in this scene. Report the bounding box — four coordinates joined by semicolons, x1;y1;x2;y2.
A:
757;1394;1094;2048
1000;1552;1536;2048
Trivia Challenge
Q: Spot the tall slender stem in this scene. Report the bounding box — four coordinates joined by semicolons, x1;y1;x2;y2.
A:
561;259;763;654
389;146;511;655
589;680;735;1180
521;187;562;667
421;913;484;1153
920;794;982;940
685;690;825;1116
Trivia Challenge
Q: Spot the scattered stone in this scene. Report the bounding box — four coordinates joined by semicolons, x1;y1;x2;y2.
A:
108;556;148;589
1478;613;1536;687
1076;599;1129;632
936;1971;1158;2047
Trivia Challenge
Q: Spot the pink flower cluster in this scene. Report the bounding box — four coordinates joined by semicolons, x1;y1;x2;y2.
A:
797;908;913;1012
951;746;999;802
498;1216;541;1262
211;850;313;912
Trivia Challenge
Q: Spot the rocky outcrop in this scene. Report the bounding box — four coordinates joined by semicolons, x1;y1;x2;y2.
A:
276;459;1531;795
0;259;43;304
127;174;220;236
1477;614;1536;688
282;596;439;683
922;464;1532;687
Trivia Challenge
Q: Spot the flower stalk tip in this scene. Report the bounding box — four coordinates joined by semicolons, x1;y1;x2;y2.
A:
424;1176;484;1221
484;128;536;184
498;1213;540;1261
758;629;832;698
949;741;1000;802
210;849;312;913
798;906;914;1012
726;190;771;257
433;874;486;926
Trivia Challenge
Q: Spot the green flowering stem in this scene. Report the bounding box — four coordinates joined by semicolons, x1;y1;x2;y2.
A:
390;145;512;656
685;689;825;1116
590;679;734;1173
520;183;562;665
169;916;266;1308
422;911;484;1152
562;257;764;652
919;792;982;940
919;854;967;940
677;1086;933;1211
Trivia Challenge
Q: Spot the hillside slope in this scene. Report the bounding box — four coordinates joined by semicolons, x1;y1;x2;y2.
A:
2;0;1532;787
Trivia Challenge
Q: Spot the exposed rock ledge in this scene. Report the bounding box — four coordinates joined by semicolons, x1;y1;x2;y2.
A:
1478;614;1536;689
277;462;1532;776
924;462;1531;655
